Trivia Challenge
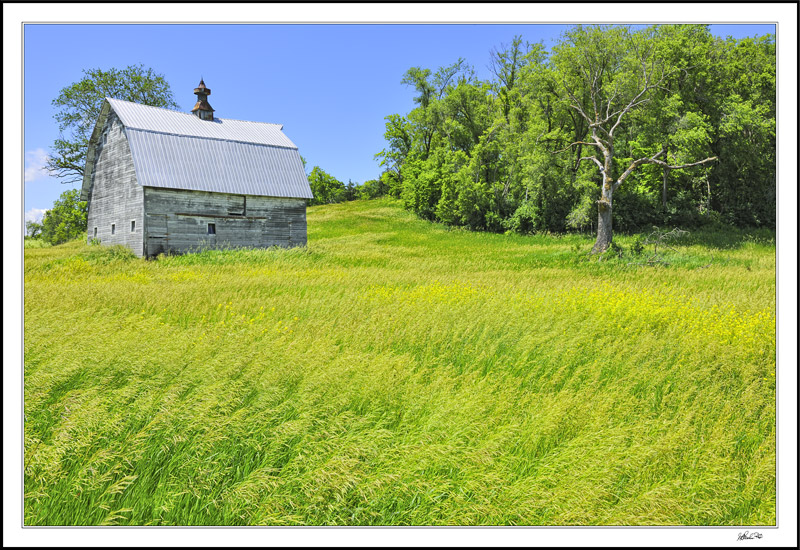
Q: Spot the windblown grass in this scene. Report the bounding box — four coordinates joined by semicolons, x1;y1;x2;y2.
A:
23;198;776;525
24;238;52;249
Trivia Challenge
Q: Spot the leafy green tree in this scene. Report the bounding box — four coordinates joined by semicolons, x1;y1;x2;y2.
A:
708;35;776;227
357;177;392;200
25;220;44;239
47;64;179;184
307;167;346;205
343;179;360;202
551;25;717;252
379;171;403;198
489;36;545;124
714;94;775;225
646;24;717;212
40;189;88;245
375;114;413;178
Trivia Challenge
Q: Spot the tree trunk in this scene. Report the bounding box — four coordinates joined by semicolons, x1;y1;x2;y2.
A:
592;202;613;253
592;184;613;253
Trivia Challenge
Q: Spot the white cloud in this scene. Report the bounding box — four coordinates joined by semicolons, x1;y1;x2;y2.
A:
24;148;50;182
24;208;48;224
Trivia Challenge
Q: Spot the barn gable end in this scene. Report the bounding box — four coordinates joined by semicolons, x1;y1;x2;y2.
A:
85;109;145;256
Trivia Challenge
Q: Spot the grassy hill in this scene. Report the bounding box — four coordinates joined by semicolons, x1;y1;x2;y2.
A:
23;198;776;525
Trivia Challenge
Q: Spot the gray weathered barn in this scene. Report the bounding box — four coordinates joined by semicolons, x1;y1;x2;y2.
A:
80;80;313;257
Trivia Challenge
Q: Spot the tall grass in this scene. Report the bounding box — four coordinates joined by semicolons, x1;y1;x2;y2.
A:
24;238;52;249
24;198;776;525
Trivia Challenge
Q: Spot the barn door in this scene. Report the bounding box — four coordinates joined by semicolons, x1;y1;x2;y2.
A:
146;214;168;257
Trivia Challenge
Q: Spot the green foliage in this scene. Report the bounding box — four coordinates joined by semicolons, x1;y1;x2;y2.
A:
399;156;443;221
504;200;539;234
307;166;346;206
613;185;661;232
566;192;595;233
357;178;390;200
26;220;44;239
342;180;360;202
40;189;88;245
24;200;776;525
304;167;396;206
380;170;403;198
375;114;413;176
631;235;646;256
377;25;775;236
47;64;179;184
306;168;391;206
713;92;776;226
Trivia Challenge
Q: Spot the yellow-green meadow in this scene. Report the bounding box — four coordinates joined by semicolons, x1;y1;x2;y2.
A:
24;198;775;525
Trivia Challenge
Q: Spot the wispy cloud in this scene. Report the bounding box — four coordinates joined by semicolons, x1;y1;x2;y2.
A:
24;208;49;235
25;208;48;224
24;148;50;182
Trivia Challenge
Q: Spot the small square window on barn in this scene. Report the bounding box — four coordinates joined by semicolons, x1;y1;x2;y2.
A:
208;223;216;235
131;220;136;232
111;223;115;235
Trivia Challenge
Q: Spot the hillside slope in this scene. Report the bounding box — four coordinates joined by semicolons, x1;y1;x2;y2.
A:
24;198;776;525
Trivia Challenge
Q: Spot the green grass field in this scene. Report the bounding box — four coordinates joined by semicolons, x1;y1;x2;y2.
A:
23;198;776;526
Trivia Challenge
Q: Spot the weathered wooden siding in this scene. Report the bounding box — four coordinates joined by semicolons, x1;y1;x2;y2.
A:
85;111;145;256
143;187;307;257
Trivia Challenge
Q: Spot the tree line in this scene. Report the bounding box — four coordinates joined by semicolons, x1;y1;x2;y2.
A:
306;164;390;206
374;25;775;250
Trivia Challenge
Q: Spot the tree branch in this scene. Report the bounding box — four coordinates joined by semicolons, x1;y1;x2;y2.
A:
606;54;672;136
589;127;609;156
552;141;600;154
613;149;717;192
561;78;593;125
579;156;605;174
651;156;719;170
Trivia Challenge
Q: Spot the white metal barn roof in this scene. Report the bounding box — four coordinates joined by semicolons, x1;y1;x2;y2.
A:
81;98;313;200
108;98;298;148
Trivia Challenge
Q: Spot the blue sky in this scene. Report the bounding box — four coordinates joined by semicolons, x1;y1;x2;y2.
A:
23;23;774;225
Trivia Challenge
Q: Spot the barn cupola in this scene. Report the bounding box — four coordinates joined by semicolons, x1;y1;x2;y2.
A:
191;78;215;121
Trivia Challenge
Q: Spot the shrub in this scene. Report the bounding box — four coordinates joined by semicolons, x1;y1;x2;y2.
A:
41;189;88;245
504;200;539;234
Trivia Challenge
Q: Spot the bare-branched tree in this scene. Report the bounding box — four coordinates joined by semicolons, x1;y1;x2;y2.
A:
552;26;717;253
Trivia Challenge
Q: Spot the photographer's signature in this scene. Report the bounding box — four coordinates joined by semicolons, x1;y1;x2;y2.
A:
737;531;763;541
